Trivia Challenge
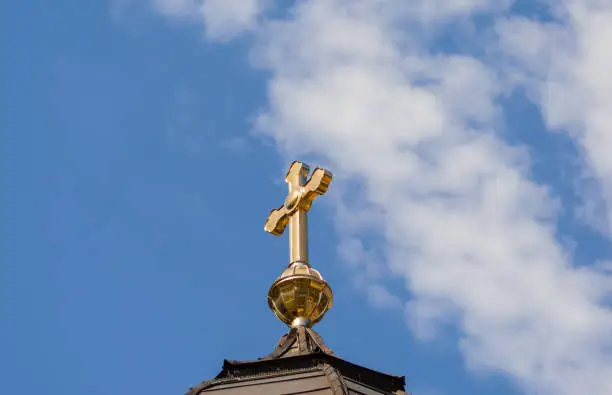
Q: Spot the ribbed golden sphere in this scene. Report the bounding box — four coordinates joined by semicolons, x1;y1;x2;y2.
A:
267;263;333;327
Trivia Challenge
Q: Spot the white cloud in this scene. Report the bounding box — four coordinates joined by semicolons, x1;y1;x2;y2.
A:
200;0;267;41
250;1;612;394
366;284;402;309
152;0;199;17
143;0;612;393
137;0;268;40
496;1;612;235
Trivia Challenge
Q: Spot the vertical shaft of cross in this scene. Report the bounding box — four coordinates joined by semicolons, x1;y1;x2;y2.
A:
287;166;309;266
289;209;308;265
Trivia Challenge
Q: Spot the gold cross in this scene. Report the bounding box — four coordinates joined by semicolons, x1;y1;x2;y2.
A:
265;161;332;266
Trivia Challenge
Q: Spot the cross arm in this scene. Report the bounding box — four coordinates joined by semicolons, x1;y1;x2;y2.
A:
264;206;290;236
301;167;333;211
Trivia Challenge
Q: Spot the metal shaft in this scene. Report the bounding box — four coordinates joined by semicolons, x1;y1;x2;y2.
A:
289;208;309;265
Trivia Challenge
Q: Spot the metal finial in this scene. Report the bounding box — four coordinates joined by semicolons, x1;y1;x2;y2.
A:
265;161;334;327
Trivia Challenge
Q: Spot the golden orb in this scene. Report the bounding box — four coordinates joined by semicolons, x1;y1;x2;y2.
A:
267;262;333;327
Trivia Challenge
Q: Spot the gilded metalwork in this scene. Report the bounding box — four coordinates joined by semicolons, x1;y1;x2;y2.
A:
268;262;333;327
265;161;332;265
265;161;334;327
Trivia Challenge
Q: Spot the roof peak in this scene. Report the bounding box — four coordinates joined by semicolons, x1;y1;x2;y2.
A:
187;326;406;395
265;326;334;360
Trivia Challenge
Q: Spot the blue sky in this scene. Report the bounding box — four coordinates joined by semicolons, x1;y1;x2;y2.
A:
2;1;612;395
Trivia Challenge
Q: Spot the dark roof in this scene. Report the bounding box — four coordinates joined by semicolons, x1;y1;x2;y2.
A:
258;325;335;360
187;327;407;395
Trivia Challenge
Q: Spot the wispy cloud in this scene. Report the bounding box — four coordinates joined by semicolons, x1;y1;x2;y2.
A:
200;0;268;41
123;0;269;40
143;1;612;394
253;2;612;394
152;0;200;17
496;1;612;236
